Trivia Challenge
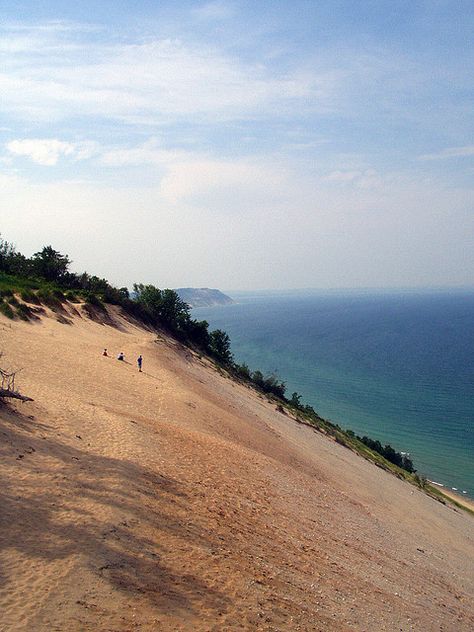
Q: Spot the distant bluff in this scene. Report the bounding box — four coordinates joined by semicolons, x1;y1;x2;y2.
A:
175;287;235;308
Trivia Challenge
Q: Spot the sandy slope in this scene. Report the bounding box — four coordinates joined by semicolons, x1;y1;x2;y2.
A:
0;303;473;631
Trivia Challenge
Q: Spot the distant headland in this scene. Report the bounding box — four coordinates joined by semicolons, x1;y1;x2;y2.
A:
175;287;235;308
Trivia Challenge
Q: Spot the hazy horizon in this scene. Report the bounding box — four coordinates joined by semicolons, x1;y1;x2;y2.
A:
1;1;473;291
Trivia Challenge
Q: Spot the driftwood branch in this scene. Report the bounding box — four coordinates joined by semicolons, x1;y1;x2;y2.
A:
0;355;33;402
0;388;33;402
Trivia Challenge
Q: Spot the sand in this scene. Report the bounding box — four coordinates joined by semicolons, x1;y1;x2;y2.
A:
0;303;473;631
428;487;474;513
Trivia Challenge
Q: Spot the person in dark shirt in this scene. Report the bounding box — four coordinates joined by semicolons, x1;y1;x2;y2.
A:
137;355;143;372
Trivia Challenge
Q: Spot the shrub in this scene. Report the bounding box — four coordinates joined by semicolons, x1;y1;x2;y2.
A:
235;362;251;379
335;433;348;446
289;392;303;408
36;289;62;310
64;290;80;302
85;293;106;311
8;296;19;307
413;473;427;488
52;289;65;301
0;288;13;298
36;288;50;301
250;370;285;399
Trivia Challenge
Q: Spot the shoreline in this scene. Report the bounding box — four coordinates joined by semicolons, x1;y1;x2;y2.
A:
434;486;474;513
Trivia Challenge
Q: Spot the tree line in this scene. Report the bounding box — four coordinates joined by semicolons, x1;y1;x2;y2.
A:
0;236;232;363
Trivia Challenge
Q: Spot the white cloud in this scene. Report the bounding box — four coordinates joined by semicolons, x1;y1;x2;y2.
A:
3;20;101;34
0;27;319;126
6;138;97;165
73;141;100;161
94;138;290;205
324;170;362;183
99;140;189;167
323;169;381;189
6;139;75;165
192;1;235;21
419;146;474;161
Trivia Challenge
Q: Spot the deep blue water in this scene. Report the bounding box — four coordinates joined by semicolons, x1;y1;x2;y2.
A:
194;290;474;498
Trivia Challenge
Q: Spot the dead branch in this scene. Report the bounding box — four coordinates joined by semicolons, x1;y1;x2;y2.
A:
0;388;33;402
0;356;33;402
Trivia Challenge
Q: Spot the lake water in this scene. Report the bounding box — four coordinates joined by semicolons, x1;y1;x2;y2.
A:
194;290;474;498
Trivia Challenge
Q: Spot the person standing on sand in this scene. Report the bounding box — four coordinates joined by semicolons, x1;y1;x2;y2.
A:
103;349;108;356
137;355;143;372
117;352;124;361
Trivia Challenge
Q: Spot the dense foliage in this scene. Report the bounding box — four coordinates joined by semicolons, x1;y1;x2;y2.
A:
357;435;415;473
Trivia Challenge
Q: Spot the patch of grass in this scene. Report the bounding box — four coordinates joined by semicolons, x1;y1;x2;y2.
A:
413;473;427;489
52;288;65;301
16;303;34;321
0;301;15;319
36;289;63;310
282;400;420;485
20;289;40;304
85;293;106;311
425;484;474;516
64;290;79;302
0;272;39;293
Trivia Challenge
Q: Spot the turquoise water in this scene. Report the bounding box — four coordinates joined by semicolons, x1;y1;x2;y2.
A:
194;290;474;498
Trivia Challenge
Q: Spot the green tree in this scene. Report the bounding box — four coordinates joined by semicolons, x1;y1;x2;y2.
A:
209;329;233;363
235;362;251;379
133;283;162;318
262;373;286;399
31;246;71;282
159;289;191;331
290;392;303;408
0;235;16;272
185;318;210;347
133;284;191;333
251;369;264;386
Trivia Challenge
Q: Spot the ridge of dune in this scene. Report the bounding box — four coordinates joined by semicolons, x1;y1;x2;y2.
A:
0;303;473;631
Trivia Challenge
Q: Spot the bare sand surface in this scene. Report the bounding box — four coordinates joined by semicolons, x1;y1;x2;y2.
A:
0;303;473;631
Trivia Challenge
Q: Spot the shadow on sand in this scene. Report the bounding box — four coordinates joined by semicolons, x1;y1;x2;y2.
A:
0;404;229;621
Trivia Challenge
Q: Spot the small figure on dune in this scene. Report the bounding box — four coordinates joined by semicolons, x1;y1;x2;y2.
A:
137;355;143;372
117;352;125;361
103;348;108;356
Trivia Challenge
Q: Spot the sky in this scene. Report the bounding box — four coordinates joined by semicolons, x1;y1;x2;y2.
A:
0;0;473;291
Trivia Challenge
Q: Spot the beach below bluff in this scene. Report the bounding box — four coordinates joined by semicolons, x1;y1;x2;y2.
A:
1;303;473;631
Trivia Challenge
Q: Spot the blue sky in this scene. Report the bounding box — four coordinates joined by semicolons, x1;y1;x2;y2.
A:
1;1;473;289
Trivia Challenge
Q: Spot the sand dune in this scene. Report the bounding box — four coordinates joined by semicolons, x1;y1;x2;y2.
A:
0;304;473;631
